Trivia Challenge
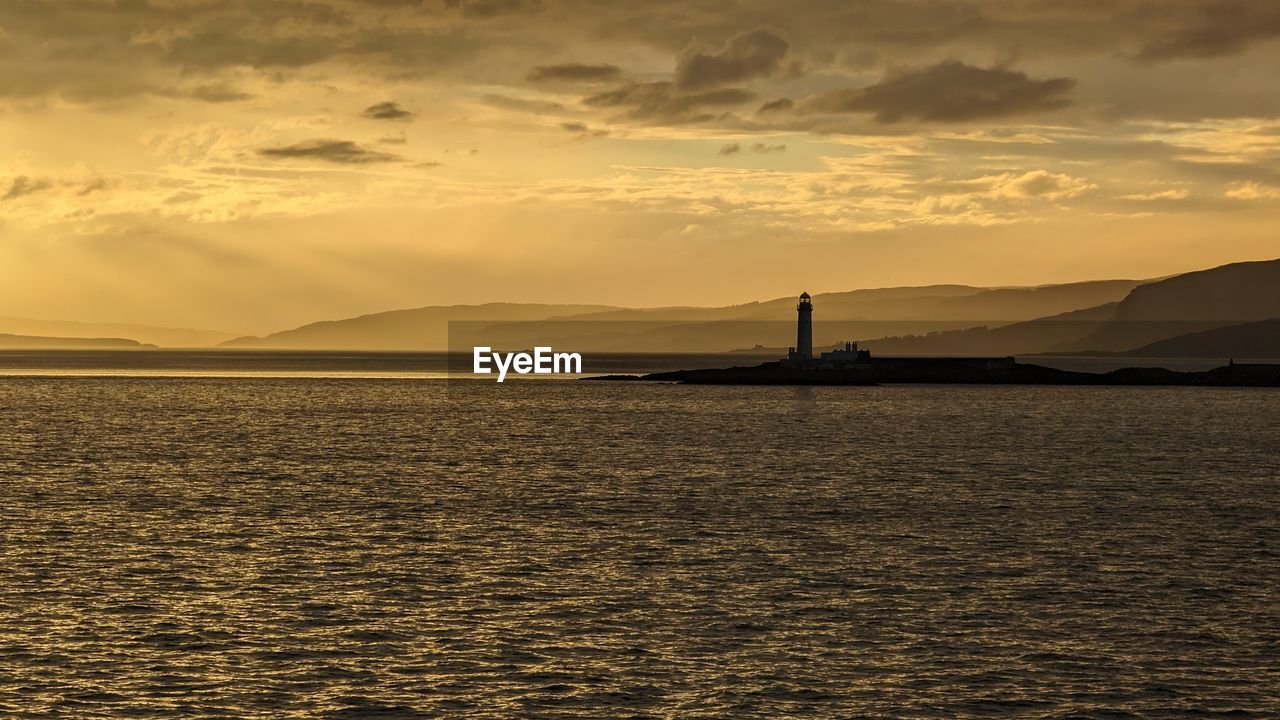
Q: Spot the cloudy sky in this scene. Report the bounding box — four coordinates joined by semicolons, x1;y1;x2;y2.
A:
3;0;1279;331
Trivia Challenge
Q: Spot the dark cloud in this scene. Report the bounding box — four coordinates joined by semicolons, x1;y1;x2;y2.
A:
528;63;622;83
584;82;754;123
258;139;401;164
758;97;794;114
342;27;484;79
560;119;609;137
675;28;789;91
151;83;256;103
800;62;1075;123
482;94;566;113
719;142;785;155
17;3;475;80
1137;2;1280;61
449;0;541;19
0;0;1273;125
183;84;254;103
3;176;52;201
362;101;415;120
164;29;338;71
0;1;510;95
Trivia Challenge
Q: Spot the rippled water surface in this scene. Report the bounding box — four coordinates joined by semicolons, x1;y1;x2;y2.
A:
2;372;1278;718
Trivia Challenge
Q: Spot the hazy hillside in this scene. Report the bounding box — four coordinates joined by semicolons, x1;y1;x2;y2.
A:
557;281;1140;325
231;280;1141;352
0;333;149;349
739;280;1140;323
224;303;620;350
0;316;232;347
456;318;985;354
1057;259;1280;352
451;279;1138;353
0;260;1266;354
858;259;1280;356
1120;319;1280;359
859;303;1119;356
552;286;986;323
209;260;1279;354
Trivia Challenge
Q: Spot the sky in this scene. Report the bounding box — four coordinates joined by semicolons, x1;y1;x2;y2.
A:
2;0;1279;333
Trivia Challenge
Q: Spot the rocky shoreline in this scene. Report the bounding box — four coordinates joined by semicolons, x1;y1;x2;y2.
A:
592;358;1280;387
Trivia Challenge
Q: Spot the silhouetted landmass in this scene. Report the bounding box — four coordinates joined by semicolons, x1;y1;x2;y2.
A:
554;280;1139;324
232;281;1142;351
1116;319;1280;358
458;319;986;354
223;303;620;350
604;358;1280;387
1054;259;1280;352
777;280;1140;323
856;259;1280;356
0;333;151;349
29;257;1273;354
0;316;231;347
548;285;986;323
859;303;1118;356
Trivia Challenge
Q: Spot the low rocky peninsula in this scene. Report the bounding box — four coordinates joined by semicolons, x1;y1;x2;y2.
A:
594;357;1280;387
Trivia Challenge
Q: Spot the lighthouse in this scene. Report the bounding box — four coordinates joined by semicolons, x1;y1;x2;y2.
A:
796;291;813;361
781;290;870;369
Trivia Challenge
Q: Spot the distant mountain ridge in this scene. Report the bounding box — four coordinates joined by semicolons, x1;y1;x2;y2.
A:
860;258;1280;357
0;333;150;349
860;303;1120;357
749;280;1141;323
9;258;1273;355
1118;319;1280;359
223;303;621;350
0;316;232;348
557;281;1141;324
1056;259;1280;352
224;280;1143;351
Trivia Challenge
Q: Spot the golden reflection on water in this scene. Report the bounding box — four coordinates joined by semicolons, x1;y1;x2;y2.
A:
1;376;1278;718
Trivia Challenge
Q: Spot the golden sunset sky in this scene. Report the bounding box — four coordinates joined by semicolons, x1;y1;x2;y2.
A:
3;0;1279;332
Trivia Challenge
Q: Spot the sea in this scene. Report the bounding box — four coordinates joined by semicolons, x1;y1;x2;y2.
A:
1;351;1277;718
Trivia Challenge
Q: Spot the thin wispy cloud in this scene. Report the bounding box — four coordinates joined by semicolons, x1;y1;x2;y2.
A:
361;101;415;121
258;139;401;164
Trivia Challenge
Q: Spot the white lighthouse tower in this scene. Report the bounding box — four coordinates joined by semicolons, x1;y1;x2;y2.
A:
796;291;813;361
